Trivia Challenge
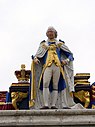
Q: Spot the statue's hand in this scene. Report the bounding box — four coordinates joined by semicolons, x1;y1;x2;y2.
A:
34;58;40;64
61;59;70;65
61;60;68;65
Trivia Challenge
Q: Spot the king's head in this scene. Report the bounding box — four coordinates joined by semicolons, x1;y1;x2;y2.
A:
46;26;57;40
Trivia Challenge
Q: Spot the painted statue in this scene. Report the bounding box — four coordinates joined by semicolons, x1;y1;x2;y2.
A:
30;26;76;109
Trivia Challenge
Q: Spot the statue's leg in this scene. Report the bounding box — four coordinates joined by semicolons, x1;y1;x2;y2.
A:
43;66;52;107
51;64;60;108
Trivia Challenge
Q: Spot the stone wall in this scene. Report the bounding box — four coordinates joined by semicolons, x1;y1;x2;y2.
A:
0;109;95;127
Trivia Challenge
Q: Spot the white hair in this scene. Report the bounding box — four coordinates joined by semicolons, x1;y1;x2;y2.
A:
46;26;57;38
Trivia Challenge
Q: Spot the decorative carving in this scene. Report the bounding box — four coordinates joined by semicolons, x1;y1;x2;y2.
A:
91;84;95;109
11;92;28;109
74;73;91;108
74;90;90;108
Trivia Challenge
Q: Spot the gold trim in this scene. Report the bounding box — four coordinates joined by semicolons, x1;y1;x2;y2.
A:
30;61;36;107
75;82;90;85
0;102;6;105
76;73;90;76
74;79;88;82
29;100;35;107
11;83;30;86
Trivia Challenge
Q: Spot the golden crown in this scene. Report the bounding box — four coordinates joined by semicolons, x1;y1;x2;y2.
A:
14;64;31;83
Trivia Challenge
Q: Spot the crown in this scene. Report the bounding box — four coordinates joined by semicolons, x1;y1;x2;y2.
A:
15;64;31;83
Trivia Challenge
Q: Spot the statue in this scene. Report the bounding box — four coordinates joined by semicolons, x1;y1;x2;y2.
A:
30;26;76;109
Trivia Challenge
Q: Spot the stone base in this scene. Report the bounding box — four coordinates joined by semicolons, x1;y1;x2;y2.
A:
0;109;95;127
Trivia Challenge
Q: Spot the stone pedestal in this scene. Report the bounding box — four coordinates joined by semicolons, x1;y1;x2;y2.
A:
0;109;95;127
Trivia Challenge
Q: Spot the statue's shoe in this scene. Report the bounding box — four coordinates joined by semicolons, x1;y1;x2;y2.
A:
40;106;49;109
51;106;58;109
63;107;71;109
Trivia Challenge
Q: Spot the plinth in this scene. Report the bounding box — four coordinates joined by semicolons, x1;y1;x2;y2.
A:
0;109;95;127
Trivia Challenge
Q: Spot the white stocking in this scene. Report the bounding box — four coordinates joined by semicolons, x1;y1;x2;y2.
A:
51;90;58;107
43;88;49;106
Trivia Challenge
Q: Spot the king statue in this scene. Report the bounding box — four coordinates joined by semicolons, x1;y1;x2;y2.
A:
30;26;76;109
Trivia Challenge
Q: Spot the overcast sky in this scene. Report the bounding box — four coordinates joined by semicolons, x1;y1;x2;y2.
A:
0;0;95;91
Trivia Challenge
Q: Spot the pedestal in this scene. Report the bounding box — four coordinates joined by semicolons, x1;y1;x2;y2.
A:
0;109;95;127
9;83;30;109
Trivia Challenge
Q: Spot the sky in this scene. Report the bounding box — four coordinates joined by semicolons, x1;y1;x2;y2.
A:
0;0;95;91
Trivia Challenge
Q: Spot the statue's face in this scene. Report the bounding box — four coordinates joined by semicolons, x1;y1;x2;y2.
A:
47;31;55;39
